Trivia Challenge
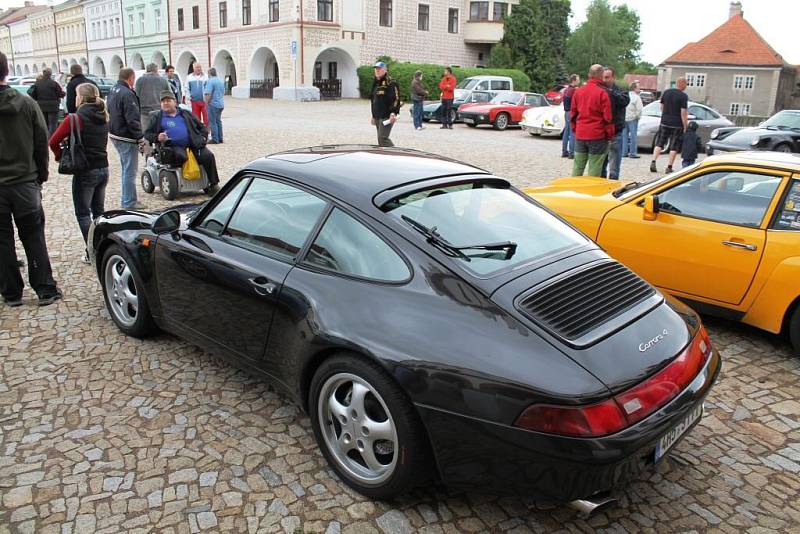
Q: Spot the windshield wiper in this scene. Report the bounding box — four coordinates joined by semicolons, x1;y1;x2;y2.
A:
613;181;641;197
400;215;517;261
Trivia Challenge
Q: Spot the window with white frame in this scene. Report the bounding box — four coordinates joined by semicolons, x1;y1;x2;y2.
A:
154;8;162;32
139;12;145;34
741;103;751;115
448;8;458;33
685;73;706;88
128;13;134;35
733;75;755;90
418;4;429;30
729;102;751;115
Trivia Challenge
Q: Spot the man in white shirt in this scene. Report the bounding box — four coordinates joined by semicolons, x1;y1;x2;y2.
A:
622;81;644;159
183;63;208;126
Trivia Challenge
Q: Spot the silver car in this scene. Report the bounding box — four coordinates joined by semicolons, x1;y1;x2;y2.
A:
637;101;733;150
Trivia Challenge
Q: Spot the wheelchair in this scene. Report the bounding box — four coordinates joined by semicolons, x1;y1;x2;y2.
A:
140;141;214;201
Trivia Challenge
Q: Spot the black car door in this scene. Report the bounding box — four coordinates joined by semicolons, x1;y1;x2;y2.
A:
154;175;329;364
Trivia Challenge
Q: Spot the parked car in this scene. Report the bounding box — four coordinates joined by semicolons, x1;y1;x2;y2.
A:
89;145;719;505
85;75;116;98
545;83;568;105
706;109;800;155
413;90;495;123
525;151;800;353
637;101;733;151
521;104;566;137
458;91;549;130
639;91;656;106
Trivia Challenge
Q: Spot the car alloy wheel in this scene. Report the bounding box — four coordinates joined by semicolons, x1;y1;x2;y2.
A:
494;113;509;131
104;254;139;328
774;143;792;153
318;372;398;485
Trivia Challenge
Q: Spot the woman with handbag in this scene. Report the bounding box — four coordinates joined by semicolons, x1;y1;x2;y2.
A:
49;83;110;264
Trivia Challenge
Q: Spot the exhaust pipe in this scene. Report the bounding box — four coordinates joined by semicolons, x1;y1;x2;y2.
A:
569;494;618;516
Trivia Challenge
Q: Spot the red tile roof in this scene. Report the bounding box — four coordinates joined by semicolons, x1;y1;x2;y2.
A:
663;14;785;67
623;74;657;91
0;5;48;25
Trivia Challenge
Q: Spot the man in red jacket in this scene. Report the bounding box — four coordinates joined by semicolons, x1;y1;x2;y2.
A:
570;64;614;177
438;67;457;129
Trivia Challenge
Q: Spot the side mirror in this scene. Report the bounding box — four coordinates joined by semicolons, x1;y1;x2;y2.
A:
687;114;697;120
643;196;659;221
721;177;744;192
152;210;181;235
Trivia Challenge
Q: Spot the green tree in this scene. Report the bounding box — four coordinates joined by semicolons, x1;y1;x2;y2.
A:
566;0;642;77
487;43;517;69
500;0;571;92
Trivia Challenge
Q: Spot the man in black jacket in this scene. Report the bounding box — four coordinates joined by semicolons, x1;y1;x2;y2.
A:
370;61;401;147
601;67;630;180
107;68;146;209
144;90;219;191
0;52;62;307
65;64;97;114
28;68;65;135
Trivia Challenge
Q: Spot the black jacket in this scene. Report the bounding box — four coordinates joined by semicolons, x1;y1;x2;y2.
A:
681;131;702;160
0;86;49;185
371;75;401;119
66;74;97;114
605;84;630;136
75;103;110;170
107;81;142;142
143;108;208;151
28;78;65;113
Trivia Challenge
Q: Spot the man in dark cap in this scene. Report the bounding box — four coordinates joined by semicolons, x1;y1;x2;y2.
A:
370;61;401;147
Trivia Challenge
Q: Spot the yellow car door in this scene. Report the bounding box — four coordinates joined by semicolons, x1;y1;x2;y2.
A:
597;168;786;306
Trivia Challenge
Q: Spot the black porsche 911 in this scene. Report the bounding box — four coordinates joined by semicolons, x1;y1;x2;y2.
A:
707;109;800;154
88;146;720;508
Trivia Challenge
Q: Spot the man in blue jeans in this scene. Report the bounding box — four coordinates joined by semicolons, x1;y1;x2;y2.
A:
204;68;225;144
107;67;146;209
561;74;579;158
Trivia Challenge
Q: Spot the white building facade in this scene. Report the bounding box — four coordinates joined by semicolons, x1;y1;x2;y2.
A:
84;0;126;77
54;0;89;75
28;7;58;74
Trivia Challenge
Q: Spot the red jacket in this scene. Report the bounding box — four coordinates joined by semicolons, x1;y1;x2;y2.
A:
439;74;456;100
570;78;614;141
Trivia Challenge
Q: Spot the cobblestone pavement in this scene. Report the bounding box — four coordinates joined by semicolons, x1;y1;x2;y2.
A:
1;99;800;534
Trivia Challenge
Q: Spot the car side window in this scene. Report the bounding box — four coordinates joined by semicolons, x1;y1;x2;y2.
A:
197;178;249;234
223;178;327;258
475;81;489;90
774;180;800;230
305;208;410;282
525;94;542;106
491;80;510;90
658;171;782;227
689;105;711;120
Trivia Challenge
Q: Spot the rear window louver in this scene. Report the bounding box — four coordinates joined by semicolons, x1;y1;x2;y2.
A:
517;261;656;342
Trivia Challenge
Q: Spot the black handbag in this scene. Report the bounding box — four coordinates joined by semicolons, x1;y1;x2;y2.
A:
58;114;89;175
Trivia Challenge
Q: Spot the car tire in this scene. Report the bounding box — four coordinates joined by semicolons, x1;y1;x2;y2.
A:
466;123;477;128
788;304;800;355
493;113;510;131
309;353;432;500
141;171;155;194
774;143;793;153
100;244;157;338
159;169;179;201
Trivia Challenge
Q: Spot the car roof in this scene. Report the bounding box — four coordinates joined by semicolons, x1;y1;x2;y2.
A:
465;75;512;80
700;151;800;171
243;146;491;209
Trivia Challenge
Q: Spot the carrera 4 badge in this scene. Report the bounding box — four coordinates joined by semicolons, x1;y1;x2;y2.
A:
639;329;669;352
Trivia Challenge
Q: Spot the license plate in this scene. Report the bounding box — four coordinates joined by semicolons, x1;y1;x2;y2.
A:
463;118;474;124
654;403;704;462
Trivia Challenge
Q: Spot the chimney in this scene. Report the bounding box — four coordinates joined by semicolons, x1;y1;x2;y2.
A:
729;1;743;18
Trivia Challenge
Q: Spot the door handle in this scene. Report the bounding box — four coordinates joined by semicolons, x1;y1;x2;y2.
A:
722;240;757;251
249;276;276;295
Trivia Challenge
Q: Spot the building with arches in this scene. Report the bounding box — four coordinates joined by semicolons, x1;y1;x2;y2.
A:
29;7;58;75
84;0;125;77
54;0;89;76
123;0;169;71
3;4;48;78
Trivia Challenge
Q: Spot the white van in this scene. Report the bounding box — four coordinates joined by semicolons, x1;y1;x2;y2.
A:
453;75;514;104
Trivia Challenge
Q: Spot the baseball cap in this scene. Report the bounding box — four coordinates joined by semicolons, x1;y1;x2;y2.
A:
373;61;386;69
160;90;176;101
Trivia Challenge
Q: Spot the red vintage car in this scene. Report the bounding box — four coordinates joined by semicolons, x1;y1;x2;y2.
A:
545;84;568;105
457;92;549;130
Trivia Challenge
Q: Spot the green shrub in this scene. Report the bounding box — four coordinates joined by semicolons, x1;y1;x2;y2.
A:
357;63;531;102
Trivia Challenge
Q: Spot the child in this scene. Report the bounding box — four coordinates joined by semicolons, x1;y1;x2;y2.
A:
681;121;702;168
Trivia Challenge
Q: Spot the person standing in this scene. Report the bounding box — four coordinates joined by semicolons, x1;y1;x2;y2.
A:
135;63;170;128
410;70;428;131
107;68;146;209
561;74;579;158
48;83;109;263
601;67;629;180
184;63;208;127
650;77;688;174
165;65;183;103
27;68;65;136
204;68;225;144
369;61;400;147
622;81;643;158
65;64;97;114
0;52;62;307
570;64;613;177
680;121;702;169
438;67;457;130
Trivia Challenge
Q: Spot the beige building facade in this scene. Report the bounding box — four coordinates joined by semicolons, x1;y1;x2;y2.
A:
29;7;58;74
54;0;89;74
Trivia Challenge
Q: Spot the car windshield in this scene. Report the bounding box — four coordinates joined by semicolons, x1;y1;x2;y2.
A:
642;101;661;117
761;110;800;129
491;92;522;105
383;182;588;275
457;78;479;90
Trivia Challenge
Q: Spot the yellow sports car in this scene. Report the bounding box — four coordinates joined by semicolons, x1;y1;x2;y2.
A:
525;152;800;353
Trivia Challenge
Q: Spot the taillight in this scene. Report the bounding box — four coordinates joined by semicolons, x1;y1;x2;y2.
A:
515;327;712;437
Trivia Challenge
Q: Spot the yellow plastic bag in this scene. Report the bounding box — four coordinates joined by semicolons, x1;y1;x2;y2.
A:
182;150;201;180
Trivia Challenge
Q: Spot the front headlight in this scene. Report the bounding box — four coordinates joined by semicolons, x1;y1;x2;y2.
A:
750;138;760;146
710;129;719;140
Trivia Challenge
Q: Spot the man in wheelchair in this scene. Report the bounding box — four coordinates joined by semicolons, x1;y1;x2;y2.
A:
143;90;220;192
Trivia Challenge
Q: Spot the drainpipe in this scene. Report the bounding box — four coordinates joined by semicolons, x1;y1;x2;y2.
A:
205;0;211;66
166;0;172;64
4;24;15;70
299;0;304;85
52;10;60;73
120;0;127;65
